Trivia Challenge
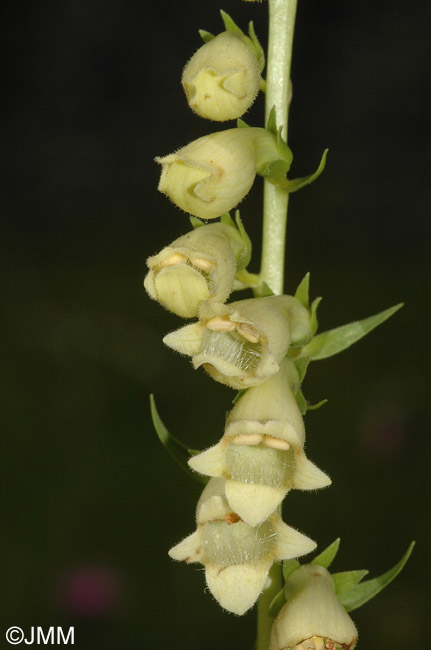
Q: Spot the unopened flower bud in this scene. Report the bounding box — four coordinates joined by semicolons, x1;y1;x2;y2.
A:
189;359;331;525
182;31;261;121
155;127;290;220
163;295;312;389
144;223;247;318
169;478;316;615
269;564;358;650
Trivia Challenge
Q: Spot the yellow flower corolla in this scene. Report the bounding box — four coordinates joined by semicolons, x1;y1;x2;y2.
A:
189;358;331;525
169;477;316;615
269;564;358;650
163;295;312;389
182;31;261;121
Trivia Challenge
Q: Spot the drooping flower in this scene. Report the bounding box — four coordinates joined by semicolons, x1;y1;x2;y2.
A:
155;127;291;220
163;295;312;389
189;358;331;525
182;31;261;121
144;222;248;318
169;477;316;615
269;564;358;650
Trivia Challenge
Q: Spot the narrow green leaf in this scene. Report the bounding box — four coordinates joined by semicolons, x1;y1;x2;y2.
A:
279;149;328;193
276;127;293;168
149;394;206;484
220;9;242;34
248;20;265;72
312;538;340;569
283;558;300;581
189;216;204;229
332;570;369;595
198;29;215;43
294;272;310;308
269;588;286;618
300;303;404;361
339;541;415;613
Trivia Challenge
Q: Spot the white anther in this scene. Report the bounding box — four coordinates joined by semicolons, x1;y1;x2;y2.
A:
160;253;187;267
231;433;263;446
190;257;212;272
262;437;290;450
206;317;236;332
236;323;260;343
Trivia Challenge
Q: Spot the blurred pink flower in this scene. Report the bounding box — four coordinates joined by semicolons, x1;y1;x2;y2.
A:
56;566;121;618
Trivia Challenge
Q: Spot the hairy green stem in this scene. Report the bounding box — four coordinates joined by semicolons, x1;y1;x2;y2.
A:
259;0;297;296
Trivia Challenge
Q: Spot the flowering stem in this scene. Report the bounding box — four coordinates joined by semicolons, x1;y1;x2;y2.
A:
257;0;298;647
259;0;297;296
256;563;283;650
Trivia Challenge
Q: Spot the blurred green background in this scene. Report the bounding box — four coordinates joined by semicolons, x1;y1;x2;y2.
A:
0;0;428;648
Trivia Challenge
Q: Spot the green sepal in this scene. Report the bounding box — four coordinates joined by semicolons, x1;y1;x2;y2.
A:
262;107;293;178
295;388;308;415
234;210;252;269
189;216;205;229
338;541;415;613
220;9;242;34
310;296;322;335
219;210;252;270
298;303;404;361
312;538;340;569
262;158;291;179
283;558;300;581
294;272;310;309
266;106;277;135
198;29;215;43
332;570;369;595
260;282;275;297
269;588;286;618
237;118;250;128
248;20;265;72
149;394;206;484
307;398;328;411
294;357;311;384
277;149;328;193
232;389;247;405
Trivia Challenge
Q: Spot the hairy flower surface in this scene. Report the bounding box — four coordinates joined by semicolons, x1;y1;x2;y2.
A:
155;127;289;220
163;295;311;389
182;31;261;121
269;564;358;650
144;223;247;318
169;478;316;615
189;359;330;525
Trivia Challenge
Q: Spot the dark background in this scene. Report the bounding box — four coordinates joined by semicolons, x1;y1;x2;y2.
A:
1;0;429;648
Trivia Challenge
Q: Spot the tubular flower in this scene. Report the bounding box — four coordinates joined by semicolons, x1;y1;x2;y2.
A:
163;295;312;389
269;564;358;650
189;358;331;526
144;223;248;318
182;31;261;121
168;477;316;615
155;127;290;220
